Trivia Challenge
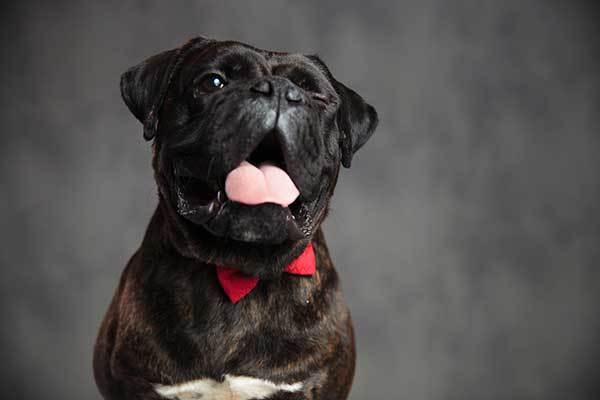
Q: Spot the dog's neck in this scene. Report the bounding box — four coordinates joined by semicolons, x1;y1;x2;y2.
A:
141;201;326;278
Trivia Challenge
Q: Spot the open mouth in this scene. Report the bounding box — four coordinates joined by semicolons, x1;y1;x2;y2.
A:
225;131;300;209
172;131;306;243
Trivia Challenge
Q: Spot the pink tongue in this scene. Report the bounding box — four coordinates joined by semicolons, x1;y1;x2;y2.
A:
225;161;300;207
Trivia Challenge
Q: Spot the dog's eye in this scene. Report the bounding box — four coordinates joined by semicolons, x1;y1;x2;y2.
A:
291;77;327;103
195;74;227;95
295;78;311;92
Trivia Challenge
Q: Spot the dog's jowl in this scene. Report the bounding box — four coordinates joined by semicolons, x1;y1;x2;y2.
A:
93;36;377;400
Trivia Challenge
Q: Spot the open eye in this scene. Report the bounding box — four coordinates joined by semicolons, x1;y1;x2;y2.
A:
195;73;227;95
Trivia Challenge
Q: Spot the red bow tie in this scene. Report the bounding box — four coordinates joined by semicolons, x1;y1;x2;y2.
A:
216;243;316;303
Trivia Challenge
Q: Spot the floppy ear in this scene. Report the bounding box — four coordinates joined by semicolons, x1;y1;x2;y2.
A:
120;36;211;141
332;80;378;168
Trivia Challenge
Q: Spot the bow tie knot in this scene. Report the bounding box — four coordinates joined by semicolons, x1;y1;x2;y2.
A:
216;243;316;303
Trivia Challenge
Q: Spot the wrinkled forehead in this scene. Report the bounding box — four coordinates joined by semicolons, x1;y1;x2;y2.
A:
181;41;332;85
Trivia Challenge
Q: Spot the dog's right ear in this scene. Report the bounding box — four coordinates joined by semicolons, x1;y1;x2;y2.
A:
120;36;211;141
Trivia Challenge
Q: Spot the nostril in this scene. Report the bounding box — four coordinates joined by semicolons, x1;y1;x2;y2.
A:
285;86;302;102
251;80;272;95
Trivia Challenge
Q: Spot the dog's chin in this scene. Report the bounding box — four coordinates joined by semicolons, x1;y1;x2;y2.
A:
204;202;305;244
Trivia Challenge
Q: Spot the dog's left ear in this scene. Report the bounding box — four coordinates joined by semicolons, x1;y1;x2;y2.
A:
120;36;211;141
332;80;378;168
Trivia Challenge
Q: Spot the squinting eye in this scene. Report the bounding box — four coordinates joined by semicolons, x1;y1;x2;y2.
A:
296;79;310;91
196;73;227;95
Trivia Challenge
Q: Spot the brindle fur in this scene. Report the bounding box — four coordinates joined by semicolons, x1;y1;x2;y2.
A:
94;36;376;400
95;214;354;399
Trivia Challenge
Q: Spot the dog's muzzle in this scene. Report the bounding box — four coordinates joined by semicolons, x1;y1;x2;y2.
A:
169;76;327;244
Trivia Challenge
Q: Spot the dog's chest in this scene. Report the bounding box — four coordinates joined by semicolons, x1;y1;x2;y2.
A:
154;374;303;399
138;265;334;398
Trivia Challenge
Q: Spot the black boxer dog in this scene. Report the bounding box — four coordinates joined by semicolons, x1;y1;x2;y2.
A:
93;36;377;400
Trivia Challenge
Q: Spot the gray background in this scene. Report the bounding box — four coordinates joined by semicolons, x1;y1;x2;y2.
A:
1;1;599;399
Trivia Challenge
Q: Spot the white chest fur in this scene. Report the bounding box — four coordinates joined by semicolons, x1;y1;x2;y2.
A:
154;374;303;400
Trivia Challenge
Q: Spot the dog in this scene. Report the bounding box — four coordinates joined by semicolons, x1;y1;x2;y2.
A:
93;36;378;400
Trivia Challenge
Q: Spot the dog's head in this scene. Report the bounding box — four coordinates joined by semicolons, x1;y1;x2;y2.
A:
121;37;377;277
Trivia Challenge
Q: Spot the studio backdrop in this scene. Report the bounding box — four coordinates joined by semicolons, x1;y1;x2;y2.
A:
1;1;599;399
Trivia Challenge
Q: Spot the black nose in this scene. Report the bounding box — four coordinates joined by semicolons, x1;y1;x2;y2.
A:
285;86;302;102
251;78;304;104
251;80;272;95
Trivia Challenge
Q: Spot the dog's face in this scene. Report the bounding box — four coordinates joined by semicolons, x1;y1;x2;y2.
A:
121;37;377;277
